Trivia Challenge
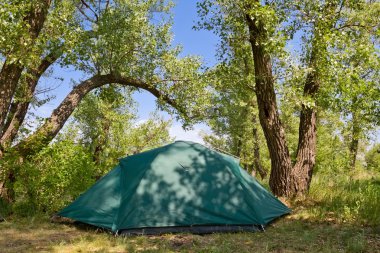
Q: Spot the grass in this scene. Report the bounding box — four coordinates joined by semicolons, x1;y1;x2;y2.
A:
294;169;380;226
1;216;379;253
1;170;380;253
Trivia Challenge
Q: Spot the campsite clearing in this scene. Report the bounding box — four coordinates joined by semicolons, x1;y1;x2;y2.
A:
1;214;379;253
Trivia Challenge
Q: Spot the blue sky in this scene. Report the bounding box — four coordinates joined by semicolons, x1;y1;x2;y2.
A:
34;1;218;143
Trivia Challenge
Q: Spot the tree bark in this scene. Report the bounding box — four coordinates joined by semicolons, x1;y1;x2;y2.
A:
0;171;16;203
245;13;293;196
290;47;320;193
290;1;337;194
0;0;52;135
243;52;267;180
2;101;19;137
244;1;334;196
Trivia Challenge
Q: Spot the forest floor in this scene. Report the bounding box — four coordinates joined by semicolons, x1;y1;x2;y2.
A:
1;170;379;253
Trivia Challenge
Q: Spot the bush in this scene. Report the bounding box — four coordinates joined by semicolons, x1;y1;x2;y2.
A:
365;144;380;171
13;140;96;215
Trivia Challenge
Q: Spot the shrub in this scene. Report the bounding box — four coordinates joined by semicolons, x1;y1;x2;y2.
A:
13;140;96;215
365;144;380;171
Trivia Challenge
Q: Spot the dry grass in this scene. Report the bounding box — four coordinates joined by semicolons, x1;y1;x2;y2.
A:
0;215;379;253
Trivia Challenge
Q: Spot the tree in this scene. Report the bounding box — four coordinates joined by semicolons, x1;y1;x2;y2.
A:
0;0;82;145
326;5;380;169
0;0;52;134
197;0;379;196
0;0;210;202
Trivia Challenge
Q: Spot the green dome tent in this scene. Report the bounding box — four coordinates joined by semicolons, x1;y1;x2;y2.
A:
58;141;290;235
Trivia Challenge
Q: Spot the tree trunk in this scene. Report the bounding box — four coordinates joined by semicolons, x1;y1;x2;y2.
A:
243;51;267;180
0;0;52;135
291;106;317;193
0;52;58;203
291;47;320;194
245;1;334;196
0;52;59;149
245;13;293;196
2;101;19;137
349;111;360;170
0;62;24;135
0;171;16;203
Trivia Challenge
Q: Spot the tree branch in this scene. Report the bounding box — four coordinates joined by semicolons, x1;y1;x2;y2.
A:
14;73;182;156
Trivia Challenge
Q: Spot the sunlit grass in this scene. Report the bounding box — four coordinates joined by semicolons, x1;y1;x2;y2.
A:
293;169;380;226
1;217;378;253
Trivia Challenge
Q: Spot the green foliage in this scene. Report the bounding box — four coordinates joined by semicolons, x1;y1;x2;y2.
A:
70;85;173;175
8;103;173;215
365;144;380;171
61;0;211;125
0;0;80;67
313;111;351;173
12;139;95;215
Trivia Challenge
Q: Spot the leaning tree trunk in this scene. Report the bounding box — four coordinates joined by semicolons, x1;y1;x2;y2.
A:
290;45;320;194
0;51;59;149
0;62;24;135
245;13;294;196
1;73;182;201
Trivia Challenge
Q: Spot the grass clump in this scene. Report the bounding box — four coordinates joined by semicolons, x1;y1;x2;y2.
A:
295;169;380;226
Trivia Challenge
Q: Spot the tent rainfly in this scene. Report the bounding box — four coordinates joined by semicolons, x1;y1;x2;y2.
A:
58;141;290;235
